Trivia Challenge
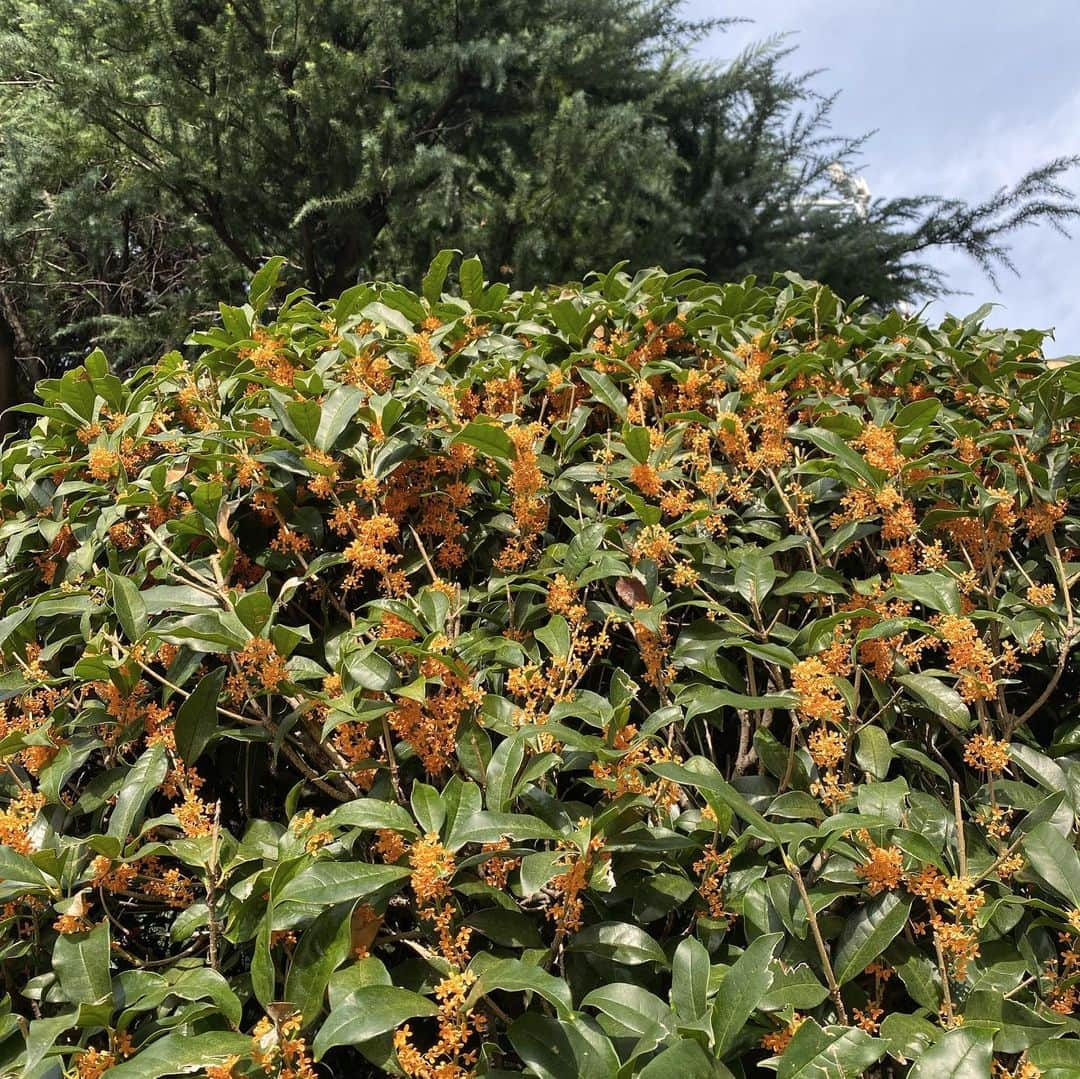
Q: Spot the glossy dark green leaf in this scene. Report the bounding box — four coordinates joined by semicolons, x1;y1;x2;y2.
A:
313;986;438;1059
276;862;410;907
711;932;782;1055
173;666;227;767
907;1026;993;1079
833;892;912;985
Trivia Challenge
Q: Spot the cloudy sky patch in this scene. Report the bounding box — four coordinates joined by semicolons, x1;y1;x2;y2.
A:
685;1;1080;353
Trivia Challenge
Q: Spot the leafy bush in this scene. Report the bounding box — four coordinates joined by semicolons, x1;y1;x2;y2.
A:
0;256;1078;1078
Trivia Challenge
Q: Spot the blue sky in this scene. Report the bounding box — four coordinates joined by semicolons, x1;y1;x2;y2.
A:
683;1;1080;354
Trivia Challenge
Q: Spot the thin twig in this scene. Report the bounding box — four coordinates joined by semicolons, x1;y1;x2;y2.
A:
952;781;967;879
785;855;847;1025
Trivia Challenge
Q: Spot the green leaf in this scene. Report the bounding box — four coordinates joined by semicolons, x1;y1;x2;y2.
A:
287;399;322;444
111;573;148;642
24;1014;78;1073
108;743;168;840
315;384;364;451
486;736;525;814
276;862;410;907
893;398;941;431
173;667;227;767
581;982;672;1045
322;798;418;835
568;921;667;966
1022;821;1080;906
893;573;962;615
578;367;628;420
459;256;485;305
452;811;561;846
0;845;54;890
422;249;458;305
652;757;783;843
671;935;710;1020
833;892;912;984
735;550;777;607
328;956;391;1009
879;1013;938;1064
907;1026;994;1079
759;963;830;1011
284;902;355;1024
712;933;782;1055
453;420;514;462
855;725;893;780
53;921;111;1003
536;615;571;658
623;425;651;463
637;1040;721;1079
106;1032;253;1079
313;986;438;1059
564;523;606;580
380;286;426;326
507;1014;620;1079
803;427;883;487
248;256;288;314
776;1020;886;1078
410;781;445;835
897;673;970;728
473;957;573;1019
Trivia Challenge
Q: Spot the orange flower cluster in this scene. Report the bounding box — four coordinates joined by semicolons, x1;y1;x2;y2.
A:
394;969;487;1079
87;446;120;482
630;461;663;497
495;424;548;571
75;1047;116;1079
549;835;606;935
807;726;846;769
630;523;677;563
479;838;521;890
635;616;674;692
547;574;587;625
792;655;845;725
589;725;682;807
760;1014;804;1054
0;787;45;854
174;789;216;838
337;512;401;589
89;855;138;893
854;424;904;473
374;828;407;864
1046;916;1080;1015
331;721;379;788
693;842;734;921
937;616;997;703
907;868;985;979
251;1013;316;1079
409;833;456;907
810;770;854;811
226;638;288;703
239;328;297;386
1022;498;1066;538
1026;582;1056;606
963;733;1010;774
388;670;483;775
854;831;904;894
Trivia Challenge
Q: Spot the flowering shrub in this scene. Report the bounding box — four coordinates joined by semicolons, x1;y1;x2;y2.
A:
0;255;1078;1078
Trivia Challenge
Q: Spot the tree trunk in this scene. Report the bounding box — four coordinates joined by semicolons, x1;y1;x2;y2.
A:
0;312;19;435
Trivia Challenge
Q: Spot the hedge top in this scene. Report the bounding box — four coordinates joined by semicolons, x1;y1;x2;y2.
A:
0;255;1078;1077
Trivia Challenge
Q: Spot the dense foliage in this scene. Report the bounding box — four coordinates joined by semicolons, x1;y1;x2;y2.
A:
0;256;1079;1078
1;0;1078;381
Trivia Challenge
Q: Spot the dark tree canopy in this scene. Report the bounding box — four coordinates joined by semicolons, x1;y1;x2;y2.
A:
0;0;1077;389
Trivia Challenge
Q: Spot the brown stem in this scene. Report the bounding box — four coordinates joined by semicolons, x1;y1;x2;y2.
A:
785;855;848;1025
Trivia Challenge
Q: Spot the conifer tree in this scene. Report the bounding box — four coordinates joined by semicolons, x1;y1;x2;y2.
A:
0;0;1076;387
